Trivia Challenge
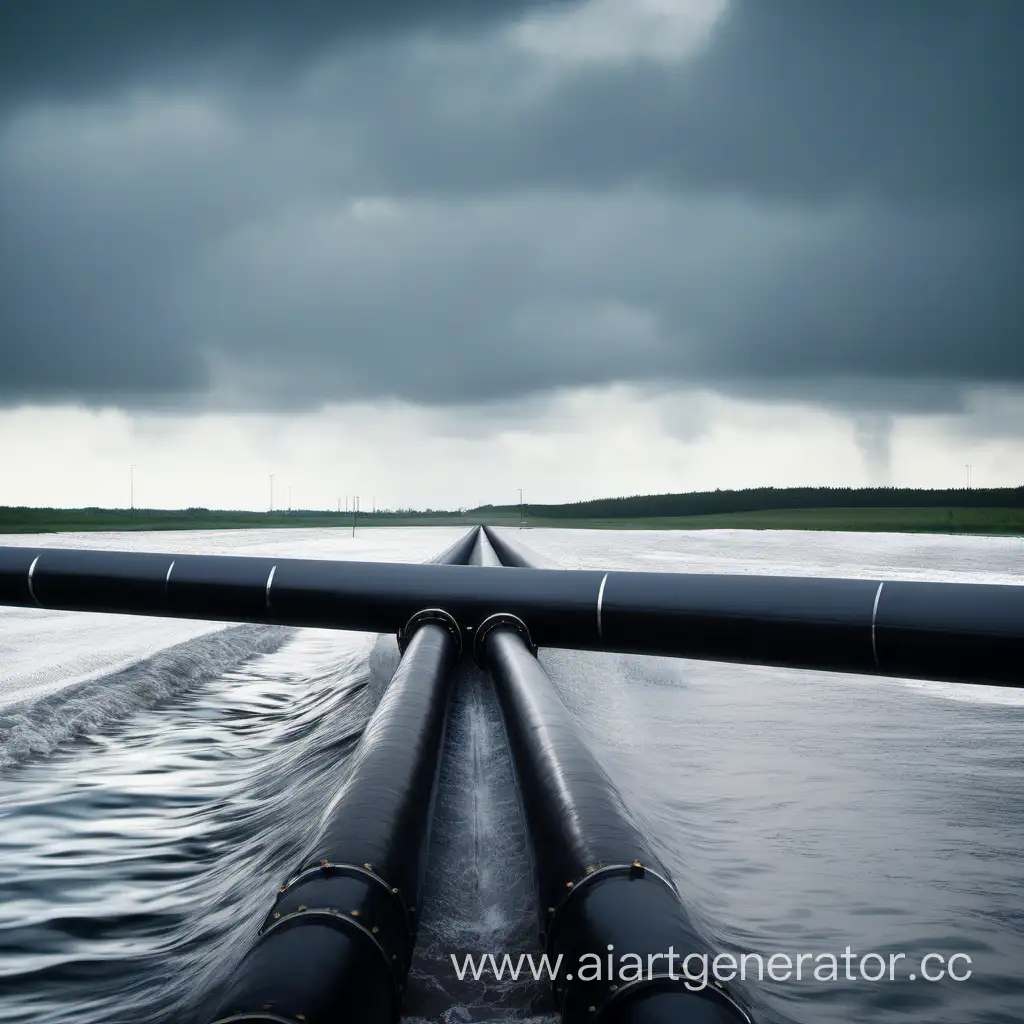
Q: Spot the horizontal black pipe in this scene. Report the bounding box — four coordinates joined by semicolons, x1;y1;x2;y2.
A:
480;627;751;1023
0;544;599;638
484;527;1024;689
1;543;1022;687
206;534;468;1023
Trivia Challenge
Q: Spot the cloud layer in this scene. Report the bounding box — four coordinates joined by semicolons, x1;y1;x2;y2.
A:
1;0;1021;416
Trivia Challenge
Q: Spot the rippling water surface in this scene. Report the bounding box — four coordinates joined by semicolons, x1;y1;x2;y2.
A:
1;527;1022;1023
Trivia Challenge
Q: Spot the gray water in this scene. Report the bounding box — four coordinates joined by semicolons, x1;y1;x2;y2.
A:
0;527;1021;1023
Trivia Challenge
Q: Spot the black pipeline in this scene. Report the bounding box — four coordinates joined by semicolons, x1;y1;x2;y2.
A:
470;525;503;567
1;541;1023;687
481;525;555;568
475;533;750;1024
205;541;470;1023
428;526;482;566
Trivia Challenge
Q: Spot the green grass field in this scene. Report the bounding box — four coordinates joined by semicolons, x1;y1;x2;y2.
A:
0;508;469;534
498;506;1024;535
2;504;1023;536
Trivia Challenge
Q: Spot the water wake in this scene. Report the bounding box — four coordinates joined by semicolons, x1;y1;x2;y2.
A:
0;630;400;1024
0;626;292;768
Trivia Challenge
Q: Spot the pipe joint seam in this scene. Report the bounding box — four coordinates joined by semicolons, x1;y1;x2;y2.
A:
270;861;413;936
254;907;403;1016
210;1014;299;1023
473;611;537;666
542;862;677;955
592;972;754;1024
397;607;462;656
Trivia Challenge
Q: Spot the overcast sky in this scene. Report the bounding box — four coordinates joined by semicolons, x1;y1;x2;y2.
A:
1;0;1021;510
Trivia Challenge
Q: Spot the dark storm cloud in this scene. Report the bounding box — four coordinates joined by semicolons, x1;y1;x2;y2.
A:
314;0;1022;204
0;0;574;101
680;0;1024;202
0;0;1021;413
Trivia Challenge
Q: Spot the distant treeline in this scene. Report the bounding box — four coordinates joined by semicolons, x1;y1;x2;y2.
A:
4;487;1023;534
474;486;1024;519
0;505;466;533
0;506;463;521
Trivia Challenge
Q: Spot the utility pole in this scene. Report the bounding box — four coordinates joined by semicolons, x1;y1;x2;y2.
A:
965;464;972;489
352;496;358;537
269;474;274;513
130;465;136;517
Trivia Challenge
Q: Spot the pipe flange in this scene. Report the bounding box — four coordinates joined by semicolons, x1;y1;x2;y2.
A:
593;972;754;1024
541;862;677;958
269;861;413;936
252;908;403;1021
472;612;537;666
397;607;462;656
210;1014;299;1023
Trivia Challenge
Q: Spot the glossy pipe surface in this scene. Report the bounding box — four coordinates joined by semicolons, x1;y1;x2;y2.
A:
1;541;1022;686
480;625;751;1023
427;525;481;566
481;525;555;568
205;536;468;1024
477;527;750;1022
207;622;458;1024
471;526;503;567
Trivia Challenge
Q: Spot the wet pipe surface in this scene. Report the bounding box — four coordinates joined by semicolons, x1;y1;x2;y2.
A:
183;527;754;1022
1;528;1023;687
0;528;1021;1022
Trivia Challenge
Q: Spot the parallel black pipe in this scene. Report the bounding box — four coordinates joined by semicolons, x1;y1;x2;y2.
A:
205;536;469;1024
476;536;750;1023
1;544;1022;687
470;525;503;567
207;620;458;1024
481;525;554;568
428;525;481;566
